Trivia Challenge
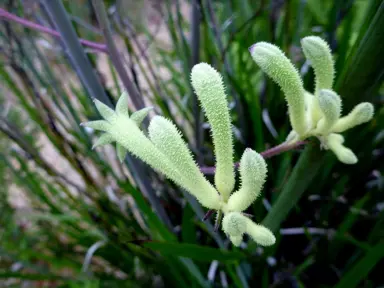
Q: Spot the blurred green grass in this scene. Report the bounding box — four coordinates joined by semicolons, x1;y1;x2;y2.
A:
0;0;383;287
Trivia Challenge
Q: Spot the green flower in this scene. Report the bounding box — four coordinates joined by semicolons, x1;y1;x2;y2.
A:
250;36;374;164
82;64;275;247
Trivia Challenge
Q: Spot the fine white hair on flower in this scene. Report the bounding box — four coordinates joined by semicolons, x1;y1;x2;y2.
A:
249;36;374;165
82;64;276;247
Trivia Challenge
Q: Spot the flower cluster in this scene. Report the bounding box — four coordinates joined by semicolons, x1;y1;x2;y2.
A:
81;63;275;247
249;36;374;164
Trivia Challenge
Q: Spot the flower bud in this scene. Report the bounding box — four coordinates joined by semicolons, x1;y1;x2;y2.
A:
191;63;235;199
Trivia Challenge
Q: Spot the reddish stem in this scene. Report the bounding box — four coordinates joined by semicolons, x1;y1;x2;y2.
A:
200;141;307;175
0;8;108;53
203;209;215;221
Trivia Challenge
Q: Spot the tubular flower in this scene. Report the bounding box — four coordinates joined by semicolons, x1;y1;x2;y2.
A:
81;63;275;247
249;36;374;164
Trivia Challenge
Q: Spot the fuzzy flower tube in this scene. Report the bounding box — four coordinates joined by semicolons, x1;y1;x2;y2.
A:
249;36;374;164
81;64;275;247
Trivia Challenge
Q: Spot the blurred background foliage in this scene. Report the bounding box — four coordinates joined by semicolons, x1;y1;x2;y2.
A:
0;0;383;287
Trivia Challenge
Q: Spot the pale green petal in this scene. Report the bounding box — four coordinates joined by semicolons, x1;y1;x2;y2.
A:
116;143;127;163
81;120;111;132
227;149;267;212
332;103;374;133
222;212;247;237
131;107;153;126
92;133;114;149
229;235;243;247
222;212;276;247
326;134;358;164
315;89;342;134
301;36;335;124
249;42;307;136
245;219;276;246
148;116;220;209
115;91;129;116
93;99;116;121
301;36;334;94
304;91;317;130
191;63;235;200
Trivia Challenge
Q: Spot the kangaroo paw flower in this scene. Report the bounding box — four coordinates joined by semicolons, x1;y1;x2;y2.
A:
84;66;276;246
250;36;374;164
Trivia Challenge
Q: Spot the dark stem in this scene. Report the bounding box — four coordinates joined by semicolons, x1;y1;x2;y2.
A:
214;210;223;232
200;141;307;175
0;8;108;53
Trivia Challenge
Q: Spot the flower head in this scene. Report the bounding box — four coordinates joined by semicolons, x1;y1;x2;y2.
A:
249;36;374;164
81;64;276;247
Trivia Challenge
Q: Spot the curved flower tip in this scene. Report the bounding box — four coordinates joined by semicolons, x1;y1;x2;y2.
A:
246;222;276;246
326;134;358;164
248;44;256;53
301;36;334;92
222;212;276;247
230;235;243;247
249;42;288;68
249;42;307;136
332;103;374;133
